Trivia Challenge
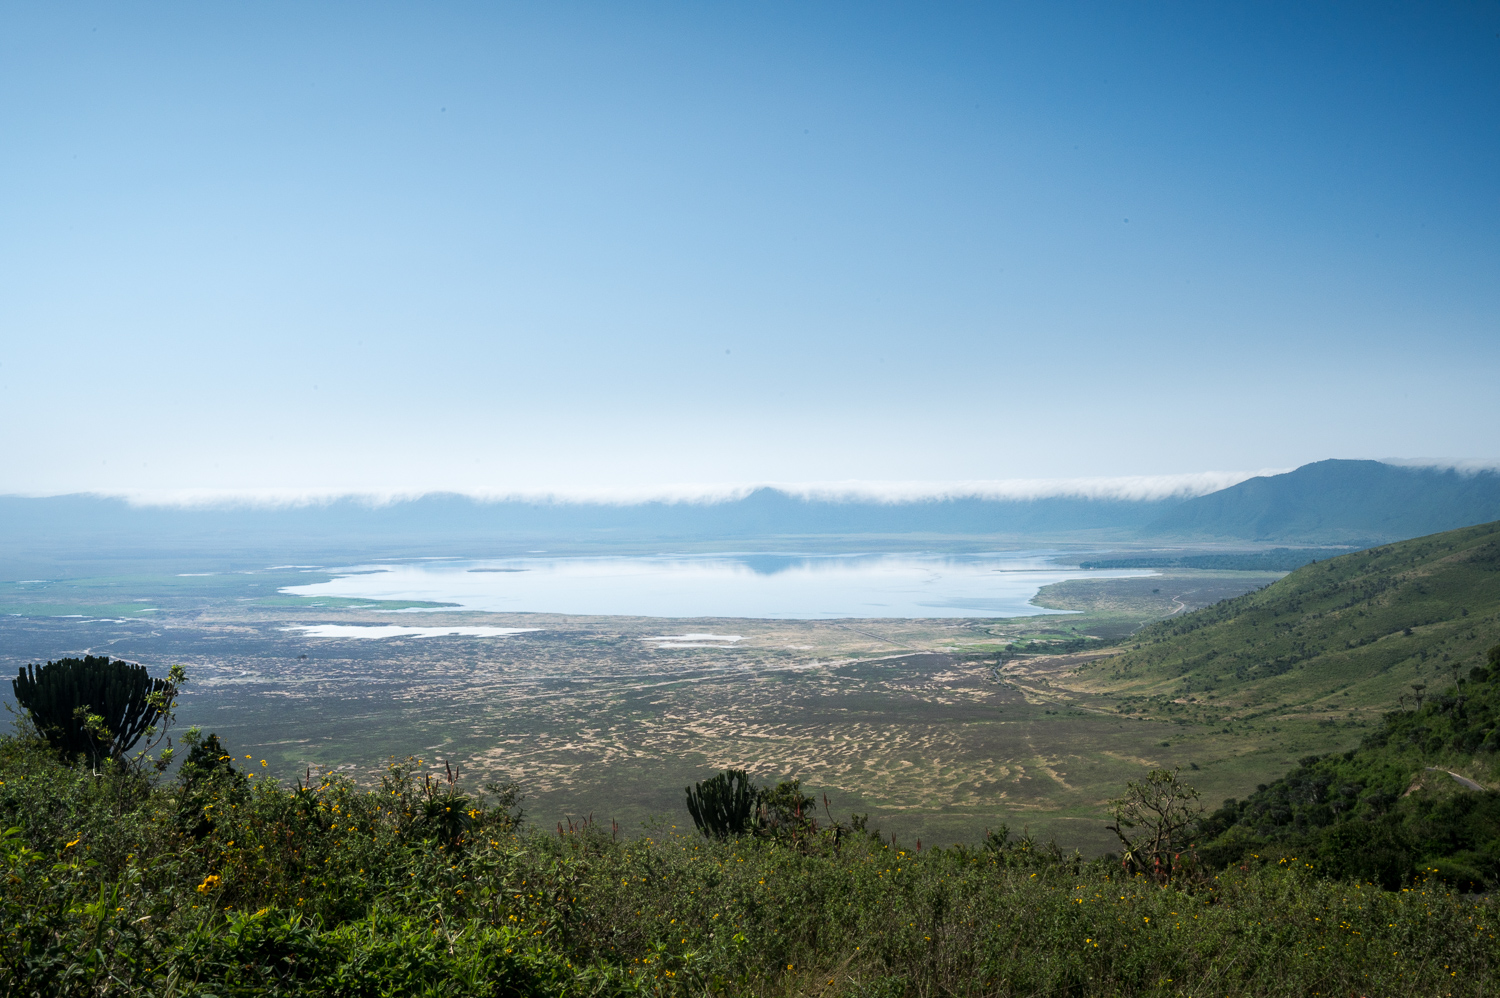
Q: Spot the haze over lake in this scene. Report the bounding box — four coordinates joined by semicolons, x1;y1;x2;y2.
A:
280;552;1151;619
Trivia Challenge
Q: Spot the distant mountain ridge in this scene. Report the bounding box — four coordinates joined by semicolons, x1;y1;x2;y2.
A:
1;460;1497;573
0;489;1179;572
1146;460;1500;544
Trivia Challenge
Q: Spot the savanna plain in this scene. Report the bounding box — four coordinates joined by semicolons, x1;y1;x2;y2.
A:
1;564;1295;850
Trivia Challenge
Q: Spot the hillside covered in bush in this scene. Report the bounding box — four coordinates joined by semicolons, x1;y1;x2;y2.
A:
2;723;1498;997
1194;642;1500;890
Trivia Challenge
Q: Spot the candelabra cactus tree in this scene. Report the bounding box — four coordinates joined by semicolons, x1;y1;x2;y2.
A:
12;655;184;769
685;768;761;839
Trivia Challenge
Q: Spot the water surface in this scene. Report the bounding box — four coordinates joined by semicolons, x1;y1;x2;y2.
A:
281;552;1151;619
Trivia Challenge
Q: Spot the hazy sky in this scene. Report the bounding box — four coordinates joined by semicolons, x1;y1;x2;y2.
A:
2;2;1497;496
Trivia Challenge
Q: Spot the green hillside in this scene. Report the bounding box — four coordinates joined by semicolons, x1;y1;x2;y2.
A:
1195;642;1500;890
1075;519;1500;734
1067;518;1500;890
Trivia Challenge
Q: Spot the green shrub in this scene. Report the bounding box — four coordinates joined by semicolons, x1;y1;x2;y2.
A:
1198;643;1500;890
685;769;871;852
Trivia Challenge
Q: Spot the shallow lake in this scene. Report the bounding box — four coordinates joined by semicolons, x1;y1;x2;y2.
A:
281;552;1151;619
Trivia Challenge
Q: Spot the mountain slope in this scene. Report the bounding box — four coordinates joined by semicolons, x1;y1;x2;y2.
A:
1073;519;1500;732
1068;519;1500;887
1145;460;1500;543
1195;644;1500;889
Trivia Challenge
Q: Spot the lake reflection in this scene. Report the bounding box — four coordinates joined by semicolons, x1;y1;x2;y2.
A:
281;553;1151;619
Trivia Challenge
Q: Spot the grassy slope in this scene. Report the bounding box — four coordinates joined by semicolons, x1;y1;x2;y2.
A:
1054;519;1500;888
1195;645;1500;889
1070;519;1500;752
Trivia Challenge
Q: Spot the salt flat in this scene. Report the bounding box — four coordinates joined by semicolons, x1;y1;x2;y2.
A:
283;624;541;639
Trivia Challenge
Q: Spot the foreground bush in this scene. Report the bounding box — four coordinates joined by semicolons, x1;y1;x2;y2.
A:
2;734;1497;996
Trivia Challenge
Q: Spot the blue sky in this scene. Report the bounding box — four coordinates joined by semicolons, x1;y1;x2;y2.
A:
2;2;1497;496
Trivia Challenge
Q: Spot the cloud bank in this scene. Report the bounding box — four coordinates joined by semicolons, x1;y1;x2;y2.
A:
18;470;1299;509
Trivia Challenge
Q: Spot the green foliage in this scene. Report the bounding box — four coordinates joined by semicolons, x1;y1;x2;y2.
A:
175;730;246;839
2;729;1499;996
11;656;183;769
756;777;817;839
1198;642;1500;890
1106;769;1205;882
685;770;866;851
980;824;1078;871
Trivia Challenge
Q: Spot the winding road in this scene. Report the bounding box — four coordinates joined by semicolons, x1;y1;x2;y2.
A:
1426;767;1486;791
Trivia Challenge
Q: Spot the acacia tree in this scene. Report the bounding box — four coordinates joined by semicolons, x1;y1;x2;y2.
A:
1106;768;1205;883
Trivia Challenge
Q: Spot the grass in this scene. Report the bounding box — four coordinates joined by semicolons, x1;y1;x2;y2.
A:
1067;521;1500;734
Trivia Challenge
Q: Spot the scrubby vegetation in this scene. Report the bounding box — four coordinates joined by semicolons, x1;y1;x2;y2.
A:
2;711;1499;996
1196;643;1500;891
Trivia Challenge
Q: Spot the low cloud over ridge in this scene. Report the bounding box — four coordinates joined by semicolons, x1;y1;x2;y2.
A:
38;470;1292;509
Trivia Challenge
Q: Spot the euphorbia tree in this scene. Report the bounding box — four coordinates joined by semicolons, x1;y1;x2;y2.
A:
12;655;185;770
